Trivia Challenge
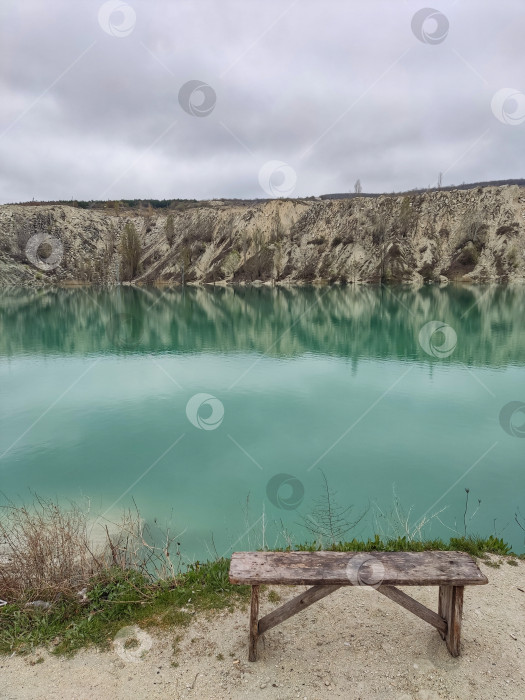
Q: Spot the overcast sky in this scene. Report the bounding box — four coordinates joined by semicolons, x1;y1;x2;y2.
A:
0;0;524;203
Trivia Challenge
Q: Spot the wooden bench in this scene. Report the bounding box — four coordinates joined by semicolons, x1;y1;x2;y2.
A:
229;551;488;661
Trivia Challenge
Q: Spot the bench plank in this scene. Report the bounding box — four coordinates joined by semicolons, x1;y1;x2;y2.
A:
229;551;488;586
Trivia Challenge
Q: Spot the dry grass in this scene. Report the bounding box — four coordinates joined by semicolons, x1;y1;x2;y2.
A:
0;496;180;603
100;503;182;581
0;496;103;601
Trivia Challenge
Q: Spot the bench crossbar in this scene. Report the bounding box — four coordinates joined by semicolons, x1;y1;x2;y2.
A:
258;584;340;635
377;585;447;634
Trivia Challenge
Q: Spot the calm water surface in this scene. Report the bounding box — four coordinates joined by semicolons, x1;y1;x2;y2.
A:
1;285;524;558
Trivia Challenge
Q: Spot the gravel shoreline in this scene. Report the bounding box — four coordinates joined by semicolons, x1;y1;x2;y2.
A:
1;556;524;700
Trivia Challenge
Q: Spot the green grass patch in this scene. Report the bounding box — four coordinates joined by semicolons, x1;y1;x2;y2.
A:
0;559;249;657
267;590;281;604
0;536;516;657
291;534;514;557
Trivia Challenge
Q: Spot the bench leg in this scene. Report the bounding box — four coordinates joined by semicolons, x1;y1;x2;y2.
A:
438;585;464;657
249;585;260;661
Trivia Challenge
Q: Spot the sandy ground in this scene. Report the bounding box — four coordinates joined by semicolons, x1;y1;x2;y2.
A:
1;556;524;700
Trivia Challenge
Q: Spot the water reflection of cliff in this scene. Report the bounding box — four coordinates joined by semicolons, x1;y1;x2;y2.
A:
1;285;524;366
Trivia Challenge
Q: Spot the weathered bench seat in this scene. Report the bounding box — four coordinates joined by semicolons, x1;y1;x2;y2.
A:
229;551;488;660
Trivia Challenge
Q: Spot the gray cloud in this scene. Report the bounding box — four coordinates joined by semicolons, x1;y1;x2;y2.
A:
0;0;524;203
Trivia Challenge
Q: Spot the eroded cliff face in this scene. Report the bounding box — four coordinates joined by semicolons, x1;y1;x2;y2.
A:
1;185;524;287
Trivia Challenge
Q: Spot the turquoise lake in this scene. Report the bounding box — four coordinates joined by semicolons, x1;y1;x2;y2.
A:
0;285;524;560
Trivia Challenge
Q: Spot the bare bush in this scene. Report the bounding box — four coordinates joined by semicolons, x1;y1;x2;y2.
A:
0;497;181;603
120;222;142;280
371;487;447;542
165;214;175;246
456;210;488;250
300;470;368;546
0;496;103;601
102;504;181;581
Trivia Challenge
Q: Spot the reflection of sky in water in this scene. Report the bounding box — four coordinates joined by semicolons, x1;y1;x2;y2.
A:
1;286;524;558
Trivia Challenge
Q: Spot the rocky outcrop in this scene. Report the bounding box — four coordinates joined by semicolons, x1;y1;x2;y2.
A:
1;185;524;287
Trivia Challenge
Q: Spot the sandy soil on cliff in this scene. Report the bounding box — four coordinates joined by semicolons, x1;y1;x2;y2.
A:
1;556;524;700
